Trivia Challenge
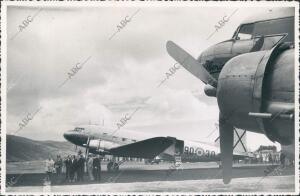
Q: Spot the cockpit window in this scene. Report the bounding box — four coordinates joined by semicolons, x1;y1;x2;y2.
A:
236;24;254;40
74;127;85;132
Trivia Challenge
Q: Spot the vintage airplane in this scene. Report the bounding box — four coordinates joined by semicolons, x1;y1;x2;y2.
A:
166;8;295;184
63;125;251;172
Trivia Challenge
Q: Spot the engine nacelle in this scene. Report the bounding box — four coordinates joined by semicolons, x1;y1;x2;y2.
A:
217;44;294;145
88;139;118;151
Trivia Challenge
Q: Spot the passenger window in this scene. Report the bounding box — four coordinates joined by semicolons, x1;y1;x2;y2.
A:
236;24;254;40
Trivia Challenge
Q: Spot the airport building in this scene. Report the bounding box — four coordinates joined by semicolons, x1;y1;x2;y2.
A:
253;145;280;163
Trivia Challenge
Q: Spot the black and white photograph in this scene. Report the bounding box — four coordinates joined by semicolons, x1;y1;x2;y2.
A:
1;0;299;194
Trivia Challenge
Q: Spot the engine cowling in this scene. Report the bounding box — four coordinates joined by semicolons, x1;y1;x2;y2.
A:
217;44;294;145
88;139;118;151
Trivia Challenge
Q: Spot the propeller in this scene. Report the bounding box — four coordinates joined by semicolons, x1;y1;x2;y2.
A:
166;40;234;184
219;113;234;184
166;41;217;88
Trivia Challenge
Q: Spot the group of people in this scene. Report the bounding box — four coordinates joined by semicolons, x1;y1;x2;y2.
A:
45;153;102;183
64;154;86;182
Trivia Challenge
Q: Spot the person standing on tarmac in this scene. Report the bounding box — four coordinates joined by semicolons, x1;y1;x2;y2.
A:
55;155;63;176
280;152;286;168
70;155;77;182
87;154;95;181
64;155;71;182
93;155;101;181
45;157;55;182
77;154;85;182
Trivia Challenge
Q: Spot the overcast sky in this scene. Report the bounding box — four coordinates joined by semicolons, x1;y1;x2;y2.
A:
6;5;286;151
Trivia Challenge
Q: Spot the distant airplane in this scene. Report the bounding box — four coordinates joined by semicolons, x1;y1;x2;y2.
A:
64;125;251;172
166;8;295;184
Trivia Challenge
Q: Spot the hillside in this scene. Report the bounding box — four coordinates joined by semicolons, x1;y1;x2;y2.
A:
6;135;80;162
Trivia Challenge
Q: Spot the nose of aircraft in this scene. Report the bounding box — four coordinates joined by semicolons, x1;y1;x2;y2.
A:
63;130;88;146
63;131;73;141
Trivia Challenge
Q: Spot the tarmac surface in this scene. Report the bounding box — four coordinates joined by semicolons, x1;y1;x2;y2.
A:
5;161;296;193
7;160;224;174
6;175;295;193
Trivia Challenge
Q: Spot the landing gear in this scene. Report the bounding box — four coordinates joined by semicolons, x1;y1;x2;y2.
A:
107;161;119;172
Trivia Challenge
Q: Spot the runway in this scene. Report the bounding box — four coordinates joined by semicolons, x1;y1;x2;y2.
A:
5;161;295;192
6;175;295;193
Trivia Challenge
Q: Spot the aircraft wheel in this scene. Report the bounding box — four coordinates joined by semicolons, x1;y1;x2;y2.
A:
107;162;114;172
113;163;119;172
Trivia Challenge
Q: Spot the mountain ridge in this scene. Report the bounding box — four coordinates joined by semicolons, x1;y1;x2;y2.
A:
6;134;78;162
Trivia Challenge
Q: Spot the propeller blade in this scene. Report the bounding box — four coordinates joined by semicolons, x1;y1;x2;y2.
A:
166;40;217;88
219;113;234;184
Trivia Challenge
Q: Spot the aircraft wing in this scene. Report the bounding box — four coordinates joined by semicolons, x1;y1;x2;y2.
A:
109;137;174;159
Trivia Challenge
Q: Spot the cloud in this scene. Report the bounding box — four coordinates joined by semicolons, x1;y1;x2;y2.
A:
6;6;282;151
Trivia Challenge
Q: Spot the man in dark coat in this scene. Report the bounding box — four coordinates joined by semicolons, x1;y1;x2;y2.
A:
55;155;63;176
64;155;72;182
93;155;101;181
77;154;85;182
70;155;77;182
